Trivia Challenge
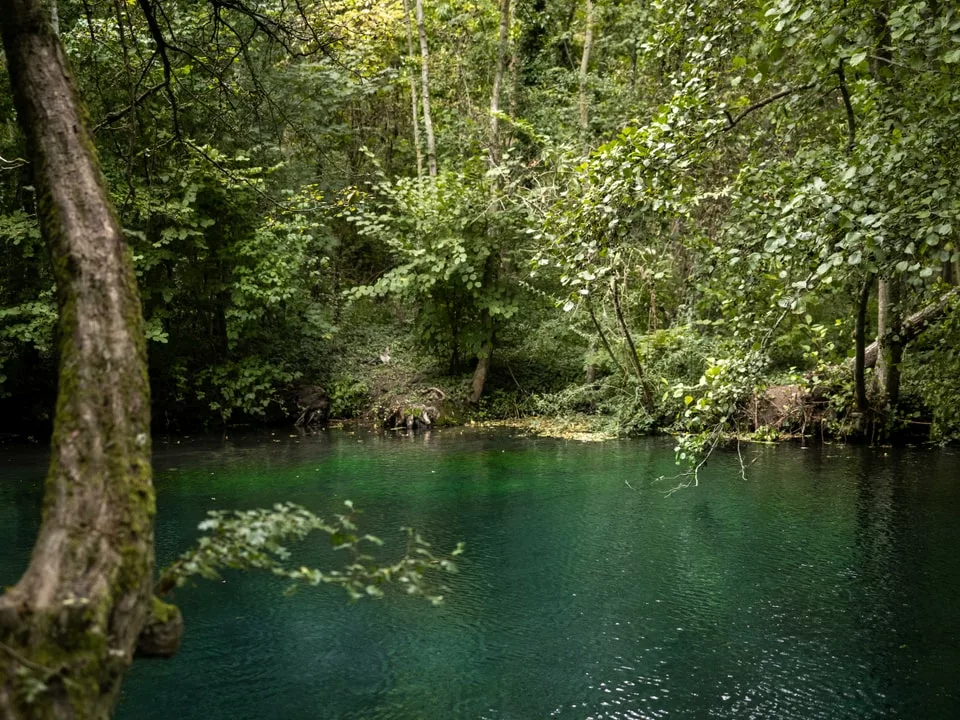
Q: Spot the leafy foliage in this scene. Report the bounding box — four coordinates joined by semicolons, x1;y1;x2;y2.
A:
158;501;464;605
2;0;960;443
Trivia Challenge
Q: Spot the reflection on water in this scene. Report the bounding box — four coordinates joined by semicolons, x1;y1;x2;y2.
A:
2;430;959;719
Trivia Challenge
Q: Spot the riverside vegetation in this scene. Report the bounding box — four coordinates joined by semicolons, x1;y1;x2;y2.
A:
1;0;960;453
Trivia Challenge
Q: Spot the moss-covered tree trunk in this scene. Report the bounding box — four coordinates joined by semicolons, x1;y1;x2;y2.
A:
0;2;178;717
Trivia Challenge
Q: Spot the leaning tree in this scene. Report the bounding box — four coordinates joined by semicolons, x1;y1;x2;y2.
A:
0;0;181;717
0;6;460;716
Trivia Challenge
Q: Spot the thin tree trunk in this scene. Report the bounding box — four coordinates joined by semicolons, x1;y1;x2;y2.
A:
401;0;424;178
611;277;653;406
578;0;597;383
578;0;594;153
876;277;903;409
854;275;872;413
506;0;519;144
0;2;180;717
847;285;960;371
469;290;494;403
469;0;511;405
869;4;904;414
587;299;626;378
415;0;437;177
469;11;506;402
488;0;510;166
585;339;597;383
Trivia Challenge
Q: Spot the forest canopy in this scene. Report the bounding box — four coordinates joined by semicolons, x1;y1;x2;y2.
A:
1;0;959;447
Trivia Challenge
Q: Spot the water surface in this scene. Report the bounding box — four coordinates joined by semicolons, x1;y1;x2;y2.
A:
2;429;959;719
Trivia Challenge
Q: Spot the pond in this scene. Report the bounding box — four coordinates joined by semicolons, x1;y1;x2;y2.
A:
2;429;959;719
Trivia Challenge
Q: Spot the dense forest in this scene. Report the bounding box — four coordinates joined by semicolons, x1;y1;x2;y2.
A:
1;1;960;717
2;0;959;454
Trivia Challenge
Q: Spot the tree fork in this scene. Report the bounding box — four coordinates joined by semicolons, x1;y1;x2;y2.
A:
0;2;179;716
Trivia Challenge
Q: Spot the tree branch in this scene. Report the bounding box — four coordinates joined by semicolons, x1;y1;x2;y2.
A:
93;82;166;133
835;60;856;154
137;0;182;139
723;83;817;130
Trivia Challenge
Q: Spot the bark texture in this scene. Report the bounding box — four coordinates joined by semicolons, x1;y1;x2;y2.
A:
876;277;903;408
468;0;512;404
0;2;175;717
415;0;437;177
401;0;424;179
854;275;872;413
846;285;959;370
578;0;594;153
611;277;653;407
488;0;511;166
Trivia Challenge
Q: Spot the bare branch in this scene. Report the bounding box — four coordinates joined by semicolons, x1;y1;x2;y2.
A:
93;82;166;132
723;83;817;131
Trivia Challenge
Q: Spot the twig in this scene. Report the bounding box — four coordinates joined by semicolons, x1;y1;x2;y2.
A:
0;154;27;170
586;297;627;378
93;82;166;132
0;640;55;675
655;421;726;496
137;0;182;139
736;426;747;482
723;83;817;130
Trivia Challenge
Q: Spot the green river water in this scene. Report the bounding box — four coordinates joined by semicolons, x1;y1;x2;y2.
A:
1;429;959;719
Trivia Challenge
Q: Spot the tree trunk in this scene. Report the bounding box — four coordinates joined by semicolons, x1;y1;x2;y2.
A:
469;0;511;404
506;0;519;143
578;0;594;153
847;285;959;371
401;0;424;179
469;302;494;404
610;277;653;407
586;298;626;378
0;2;178;717
488;0;511;166
415;0;437;177
876;276;903;409
854;274;872;413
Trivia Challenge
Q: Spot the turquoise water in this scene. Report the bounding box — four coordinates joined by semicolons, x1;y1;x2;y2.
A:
2;429;960;718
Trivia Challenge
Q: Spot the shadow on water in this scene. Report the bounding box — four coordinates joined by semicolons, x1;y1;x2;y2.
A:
1;430;959;719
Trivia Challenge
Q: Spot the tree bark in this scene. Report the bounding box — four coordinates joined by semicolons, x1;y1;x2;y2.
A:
876;276;903;408
578;0;594;153
0;2;178;716
488;0;511;166
506;0;519;142
469;0;511;404
586;299;626;378
854;275;872;413
610;277;653;407
847;285;959;371
469;300;494;404
415;0;437;177
401;0;424;179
